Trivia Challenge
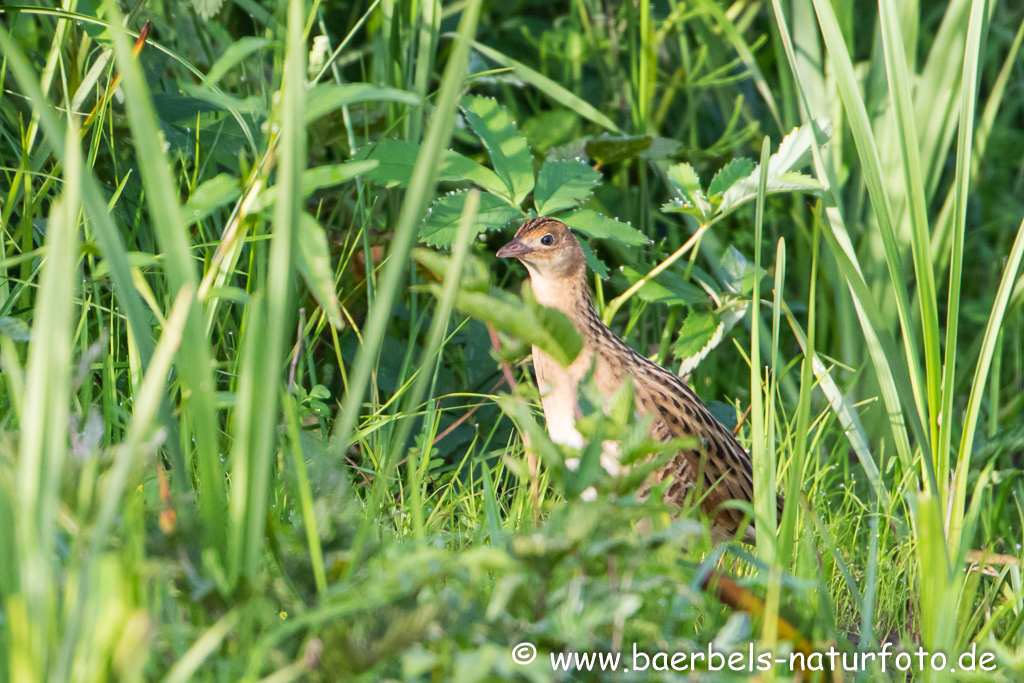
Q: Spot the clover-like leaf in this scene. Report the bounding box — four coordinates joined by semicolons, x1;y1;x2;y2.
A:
715;119;831;217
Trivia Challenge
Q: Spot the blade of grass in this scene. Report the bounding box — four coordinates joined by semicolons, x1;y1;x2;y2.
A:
105;0;228;556
751;137;774;559
939;0;988;551
54;285;193;682
772;0;933;492
335;0;484;570
949;216;1024;553
0;26;190;491
464;39;621;134
878;0;943;481
12;119;80;682
405;190;481;543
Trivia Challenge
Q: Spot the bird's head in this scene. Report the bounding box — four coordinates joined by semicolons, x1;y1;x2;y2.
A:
496;217;585;280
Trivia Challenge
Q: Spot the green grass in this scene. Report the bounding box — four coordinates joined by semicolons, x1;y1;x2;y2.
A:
1;0;1024;681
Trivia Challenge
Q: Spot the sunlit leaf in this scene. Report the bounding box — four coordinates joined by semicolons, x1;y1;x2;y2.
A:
461;96;534;204
708;158;755;196
665;163;711;220
562;209;649;246
355;139;506;196
534;161;601;215
420;192;521;247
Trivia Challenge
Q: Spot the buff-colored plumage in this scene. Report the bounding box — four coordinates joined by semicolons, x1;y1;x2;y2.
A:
497;217;783;542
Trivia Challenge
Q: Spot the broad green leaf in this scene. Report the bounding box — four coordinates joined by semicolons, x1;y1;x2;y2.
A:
768;118;833;175
716;119;829;218
355;139;506;196
182;174;241;227
674;310;721;370
585;135;652;165
708;158;755;196
461;96;534;204
534;161;601;215
429;283;582;367
192;0;225;20
420;192;521;247
305;83;420;123
578;240;609;279
561;209;648;247
296;215;343;328
637;137;684;161
665;163;711;220
720;245;767;295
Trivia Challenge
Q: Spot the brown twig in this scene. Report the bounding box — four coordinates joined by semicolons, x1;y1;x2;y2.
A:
702;568;816;673
733;403;752;436
432;375;509;445
82;21;152;130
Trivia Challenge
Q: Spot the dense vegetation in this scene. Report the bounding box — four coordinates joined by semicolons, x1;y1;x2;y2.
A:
1;0;1024;680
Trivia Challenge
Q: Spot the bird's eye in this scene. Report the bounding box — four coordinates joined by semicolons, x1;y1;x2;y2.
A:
540;234;554;246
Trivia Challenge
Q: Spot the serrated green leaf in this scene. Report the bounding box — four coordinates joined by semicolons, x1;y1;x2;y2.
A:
585;135;652;165
355;139;506;196
534;161;601;215
714;119;830;218
561;209;648;247
420;192;521;248
578;240;609;279
768;118;833;175
296;214;343;328
674;310;722;371
666;163;711;220
305;83;420;123
708;158;755;196
461;96;534;203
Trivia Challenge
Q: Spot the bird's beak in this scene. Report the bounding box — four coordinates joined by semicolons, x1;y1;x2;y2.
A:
496;238;534;259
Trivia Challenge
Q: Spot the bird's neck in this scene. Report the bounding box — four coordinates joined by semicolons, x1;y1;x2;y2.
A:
527;267;606;343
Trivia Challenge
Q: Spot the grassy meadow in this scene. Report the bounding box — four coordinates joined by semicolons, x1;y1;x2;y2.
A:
1;0;1024;680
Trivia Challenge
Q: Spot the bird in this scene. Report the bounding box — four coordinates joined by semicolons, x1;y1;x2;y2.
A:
496;216;783;543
